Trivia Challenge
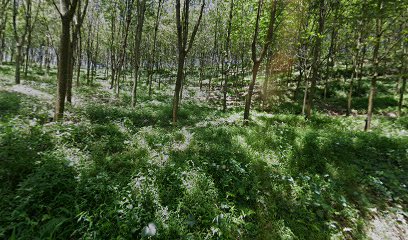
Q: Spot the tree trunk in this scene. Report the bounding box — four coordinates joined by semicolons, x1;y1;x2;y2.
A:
15;44;22;84
294;68;303;100
243;61;260;123
223;0;234;113
55;18;71;121
0;30;5;65
45;39;51;75
172;0;205;124
243;0;278;124
302;77;309;115
131;0;147;107
24;30;32;77
66;44;74;103
305;0;325;118
172;53;185;123
76;30;82;86
365;1;382;131
399;76;407;116
263;55;272;105
398;38;407;116
347;24;363;116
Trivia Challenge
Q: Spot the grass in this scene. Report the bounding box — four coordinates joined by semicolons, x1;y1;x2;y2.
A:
0;64;407;239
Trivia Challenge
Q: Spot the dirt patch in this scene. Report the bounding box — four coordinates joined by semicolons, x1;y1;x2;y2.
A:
367;210;408;240
9;84;53;101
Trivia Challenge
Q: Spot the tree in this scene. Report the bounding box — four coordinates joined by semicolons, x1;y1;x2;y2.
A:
12;0;32;84
222;0;234;112
346;1;366;116
147;0;163;97
0;0;11;65
53;0;79;121
243;0;280;124
304;0;326;119
131;0;147;107
23;0;41;77
398;17;407;116
172;0;205;124
365;0;383;131
66;0;88;103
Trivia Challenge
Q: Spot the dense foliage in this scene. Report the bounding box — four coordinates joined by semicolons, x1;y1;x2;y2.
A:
0;0;407;239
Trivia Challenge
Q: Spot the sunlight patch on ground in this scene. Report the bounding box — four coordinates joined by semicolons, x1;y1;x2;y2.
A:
195;112;242;127
172;127;194;152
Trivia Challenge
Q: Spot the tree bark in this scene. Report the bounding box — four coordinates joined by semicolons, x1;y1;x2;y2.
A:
0;0;11;65
243;0;279;124
54;0;79;121
131;0;147;107
398;36;407;116
15;44;22;84
55;18;72;120
365;0;383;131
347;21;363;116
244;61;261;122
223;0;234;112
12;0;31;84
172;0;205;124
305;0;325;119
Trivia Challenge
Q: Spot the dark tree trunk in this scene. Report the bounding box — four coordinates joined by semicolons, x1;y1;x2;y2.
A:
398;37;407;116
173;52;185;123
15;44;22;84
24;30;32;77
66;43;74;103
76;29;82;86
55;19;72;120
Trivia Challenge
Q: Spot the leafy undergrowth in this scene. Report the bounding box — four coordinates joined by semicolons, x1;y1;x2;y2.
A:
1;79;407;239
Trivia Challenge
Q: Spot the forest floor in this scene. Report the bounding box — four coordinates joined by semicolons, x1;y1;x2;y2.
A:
1;64;407;239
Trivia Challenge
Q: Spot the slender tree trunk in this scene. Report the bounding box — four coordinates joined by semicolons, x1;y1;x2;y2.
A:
305;0;325;118
24;30;32;77
131;0;147;107
199;56;204;90
294;68;303;100
0;3;8;65
243;61;261;122
399;75;407;116
66;42;74;103
173;53;185;122
149;0;164;99
76;29;82;86
55;19;71;120
91;30;99;85
243;0;278;124
302;77;309;115
12;0;31;84
172;0;205;123
15;44;22;84
223;0;234;112
0;30;5;65
347;24;363;116
398;39;407;116
45;38;51;74
365;0;382;131
263;55;272;105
